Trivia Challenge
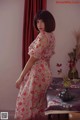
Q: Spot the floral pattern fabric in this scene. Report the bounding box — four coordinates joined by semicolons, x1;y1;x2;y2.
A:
14;32;55;120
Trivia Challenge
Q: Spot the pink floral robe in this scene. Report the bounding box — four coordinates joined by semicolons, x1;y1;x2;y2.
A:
14;32;55;120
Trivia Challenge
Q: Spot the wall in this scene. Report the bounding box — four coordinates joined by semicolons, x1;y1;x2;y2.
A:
47;0;80;77
0;0;24;110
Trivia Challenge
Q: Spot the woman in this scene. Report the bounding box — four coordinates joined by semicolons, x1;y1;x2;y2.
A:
14;10;56;120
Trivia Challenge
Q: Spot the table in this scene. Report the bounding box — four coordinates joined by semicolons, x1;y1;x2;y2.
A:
45;77;80;120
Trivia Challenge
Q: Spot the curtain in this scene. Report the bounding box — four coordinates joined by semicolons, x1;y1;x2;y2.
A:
22;0;46;68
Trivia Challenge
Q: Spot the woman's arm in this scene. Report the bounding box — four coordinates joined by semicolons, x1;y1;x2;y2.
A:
16;56;37;89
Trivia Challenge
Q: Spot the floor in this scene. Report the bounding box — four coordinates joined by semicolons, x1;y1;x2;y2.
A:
0;111;80;120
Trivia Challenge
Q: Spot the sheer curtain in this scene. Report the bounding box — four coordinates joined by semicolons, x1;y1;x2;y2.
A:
22;0;46;68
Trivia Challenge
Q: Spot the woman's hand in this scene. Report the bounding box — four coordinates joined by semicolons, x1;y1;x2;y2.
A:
16;77;23;89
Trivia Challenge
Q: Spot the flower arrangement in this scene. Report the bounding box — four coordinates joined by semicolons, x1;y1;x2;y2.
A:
68;48;77;69
68;30;80;79
56;30;80;101
68;47;79;79
73;29;80;60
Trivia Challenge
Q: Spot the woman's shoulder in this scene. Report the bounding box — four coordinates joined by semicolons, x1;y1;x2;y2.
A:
37;32;46;39
36;33;48;43
36;32;55;44
37;32;54;38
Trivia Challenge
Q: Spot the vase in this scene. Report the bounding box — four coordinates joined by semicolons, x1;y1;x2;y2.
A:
59;88;74;102
68;66;79;79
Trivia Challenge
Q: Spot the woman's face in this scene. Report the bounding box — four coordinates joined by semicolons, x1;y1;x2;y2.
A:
37;19;45;32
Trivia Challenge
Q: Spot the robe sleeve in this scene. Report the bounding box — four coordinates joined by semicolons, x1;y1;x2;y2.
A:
28;33;48;59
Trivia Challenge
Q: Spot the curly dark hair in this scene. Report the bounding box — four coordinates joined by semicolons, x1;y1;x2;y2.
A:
34;10;56;32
